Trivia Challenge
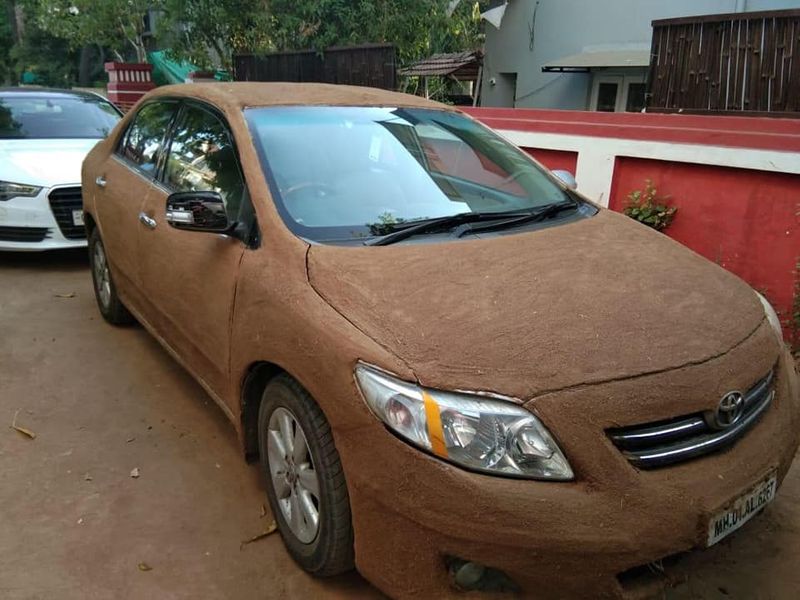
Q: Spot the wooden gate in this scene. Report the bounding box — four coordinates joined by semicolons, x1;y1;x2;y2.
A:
648;9;800;115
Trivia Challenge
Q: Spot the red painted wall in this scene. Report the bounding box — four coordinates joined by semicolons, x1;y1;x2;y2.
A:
609;158;800;336
522;148;578;174
464;107;800;153
465;107;800;344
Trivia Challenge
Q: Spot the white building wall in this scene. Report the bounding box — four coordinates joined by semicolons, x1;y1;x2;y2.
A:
480;0;800;109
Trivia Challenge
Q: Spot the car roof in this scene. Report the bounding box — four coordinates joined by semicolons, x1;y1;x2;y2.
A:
0;87;108;101
144;82;458;113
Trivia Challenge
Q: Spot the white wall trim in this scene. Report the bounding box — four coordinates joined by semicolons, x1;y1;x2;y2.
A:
498;129;800;206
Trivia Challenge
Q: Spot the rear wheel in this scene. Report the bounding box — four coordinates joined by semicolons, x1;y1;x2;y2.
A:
258;375;354;576
88;228;134;325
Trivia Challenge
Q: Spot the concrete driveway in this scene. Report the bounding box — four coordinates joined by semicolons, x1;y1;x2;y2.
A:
1;250;798;599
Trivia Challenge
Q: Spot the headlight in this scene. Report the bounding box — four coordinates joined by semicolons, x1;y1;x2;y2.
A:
755;292;783;340
355;364;573;480
0;181;42;201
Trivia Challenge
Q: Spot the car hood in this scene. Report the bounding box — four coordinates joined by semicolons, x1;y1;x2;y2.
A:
307;210;765;399
0;138;101;187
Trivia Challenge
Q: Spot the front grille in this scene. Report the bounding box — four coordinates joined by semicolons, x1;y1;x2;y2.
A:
608;370;775;469
48;186;85;239
0;225;51;242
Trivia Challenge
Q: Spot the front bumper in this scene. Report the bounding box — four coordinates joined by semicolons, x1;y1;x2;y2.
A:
0;185;87;251
337;331;800;598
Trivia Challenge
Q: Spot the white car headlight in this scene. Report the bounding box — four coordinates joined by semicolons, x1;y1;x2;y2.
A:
355;364;573;480
755;292;783;340
0;181;42;201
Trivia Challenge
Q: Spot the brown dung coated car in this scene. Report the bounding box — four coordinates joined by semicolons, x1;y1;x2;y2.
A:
81;83;800;598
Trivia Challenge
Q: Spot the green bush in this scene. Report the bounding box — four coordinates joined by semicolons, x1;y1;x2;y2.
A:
623;179;677;231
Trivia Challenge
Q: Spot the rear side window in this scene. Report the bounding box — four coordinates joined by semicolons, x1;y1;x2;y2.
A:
164;104;245;217
119;101;177;176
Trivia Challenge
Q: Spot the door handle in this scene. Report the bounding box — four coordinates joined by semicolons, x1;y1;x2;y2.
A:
138;212;157;229
95;176;107;188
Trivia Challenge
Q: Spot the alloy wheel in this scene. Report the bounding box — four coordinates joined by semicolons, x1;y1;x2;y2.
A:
92;241;111;309
267;407;321;543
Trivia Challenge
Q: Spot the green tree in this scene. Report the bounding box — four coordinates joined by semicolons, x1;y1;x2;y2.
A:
158;0;273;70
1;0;19;84
10;20;78;86
267;0;486;65
1;0;79;86
32;0;160;62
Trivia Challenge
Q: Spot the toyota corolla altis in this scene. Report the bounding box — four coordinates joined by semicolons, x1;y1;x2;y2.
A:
81;83;799;598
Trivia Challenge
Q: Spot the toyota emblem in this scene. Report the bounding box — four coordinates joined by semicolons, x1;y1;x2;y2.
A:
705;391;745;430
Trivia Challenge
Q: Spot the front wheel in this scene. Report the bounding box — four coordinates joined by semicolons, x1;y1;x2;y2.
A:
258;375;354;576
88;228;134;325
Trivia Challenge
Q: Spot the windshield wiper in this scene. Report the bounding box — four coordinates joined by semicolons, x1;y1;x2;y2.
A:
452;199;579;238
364;211;533;246
365;200;580;246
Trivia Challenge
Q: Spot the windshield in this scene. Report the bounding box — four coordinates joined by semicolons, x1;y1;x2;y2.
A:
0;95;121;139
246;106;577;242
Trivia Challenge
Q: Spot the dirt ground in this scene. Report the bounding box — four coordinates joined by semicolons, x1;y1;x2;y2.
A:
0;250;381;600
1;250;799;600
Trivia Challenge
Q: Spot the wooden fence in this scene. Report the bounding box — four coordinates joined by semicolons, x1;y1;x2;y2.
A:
648;9;800;115
233;44;397;90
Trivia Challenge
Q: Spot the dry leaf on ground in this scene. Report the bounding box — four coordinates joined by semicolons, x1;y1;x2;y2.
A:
10;409;36;439
240;521;278;550
137;562;152;571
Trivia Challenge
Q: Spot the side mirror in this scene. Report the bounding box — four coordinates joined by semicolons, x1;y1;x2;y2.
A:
551;170;578;190
165;191;234;233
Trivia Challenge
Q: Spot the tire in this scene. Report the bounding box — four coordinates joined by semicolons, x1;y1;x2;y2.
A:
88;228;134;326
258;374;354;576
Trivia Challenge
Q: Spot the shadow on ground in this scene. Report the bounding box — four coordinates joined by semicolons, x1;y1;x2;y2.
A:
0;248;89;271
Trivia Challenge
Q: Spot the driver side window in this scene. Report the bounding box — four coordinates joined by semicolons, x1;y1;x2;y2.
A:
164;104;246;218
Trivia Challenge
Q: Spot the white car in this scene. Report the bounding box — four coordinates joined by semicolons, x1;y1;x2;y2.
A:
0;88;121;251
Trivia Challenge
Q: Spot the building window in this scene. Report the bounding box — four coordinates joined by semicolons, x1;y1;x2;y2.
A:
590;74;646;112
596;82;619;112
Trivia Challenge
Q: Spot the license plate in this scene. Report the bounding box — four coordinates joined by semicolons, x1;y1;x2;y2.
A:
707;471;777;546
72;210;84;226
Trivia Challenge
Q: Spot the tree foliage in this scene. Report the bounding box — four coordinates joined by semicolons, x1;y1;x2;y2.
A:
158;0;272;70
156;0;485;70
13;0;486;79
268;0;486;65
0;1;14;83
1;0;79;86
32;0;159;62
10;20;78;85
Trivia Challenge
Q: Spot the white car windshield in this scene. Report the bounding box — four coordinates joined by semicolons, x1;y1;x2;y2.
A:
246;106;577;243
0;95;121;139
